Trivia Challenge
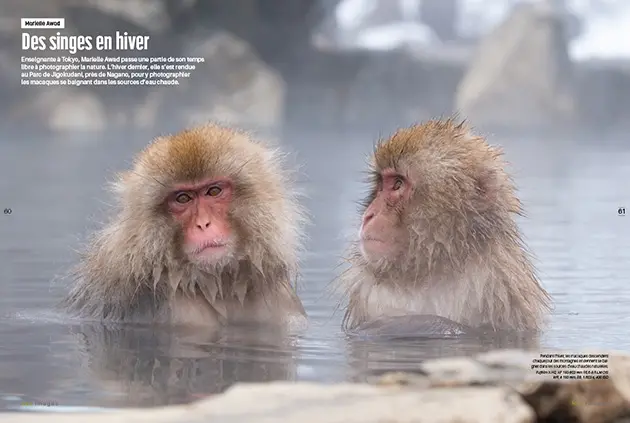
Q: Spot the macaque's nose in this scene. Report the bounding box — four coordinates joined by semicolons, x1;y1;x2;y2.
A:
196;219;211;230
362;211;375;226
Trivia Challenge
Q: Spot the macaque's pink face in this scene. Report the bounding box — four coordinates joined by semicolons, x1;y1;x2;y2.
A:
167;178;235;265
359;169;412;262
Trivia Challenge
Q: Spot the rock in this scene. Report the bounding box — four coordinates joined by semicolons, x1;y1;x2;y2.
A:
420;0;458;42
8;89;107;133
517;352;630;423
194;383;535;423
173;31;286;131
574;60;630;132
0;383;535;423
87;30;286;133
455;2;577;132
372;349;543;389
379;349;630;423
3;349;630;423
84;0;181;32
286;49;466;132
0;0;81;33
519;379;630;423
48;90;107;132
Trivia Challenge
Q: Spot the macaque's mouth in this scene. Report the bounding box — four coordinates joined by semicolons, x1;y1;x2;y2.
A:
193;242;228;254
361;236;385;243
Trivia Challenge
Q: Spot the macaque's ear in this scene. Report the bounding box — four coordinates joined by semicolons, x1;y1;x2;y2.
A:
473;168;499;211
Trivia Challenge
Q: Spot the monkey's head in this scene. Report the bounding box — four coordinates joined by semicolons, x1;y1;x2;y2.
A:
358;119;521;273
114;124;301;274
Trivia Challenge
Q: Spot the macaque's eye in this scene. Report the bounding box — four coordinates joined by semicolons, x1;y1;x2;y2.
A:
175;192;192;204
207;186;222;197
393;178;403;191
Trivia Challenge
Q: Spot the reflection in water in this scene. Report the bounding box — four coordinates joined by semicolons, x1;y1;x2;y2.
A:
0;130;629;408
353;315;475;339
345;314;541;379
69;323;299;407
346;333;539;380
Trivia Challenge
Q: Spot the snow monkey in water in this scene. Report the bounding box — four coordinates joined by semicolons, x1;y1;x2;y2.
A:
63;123;307;329
339;118;552;333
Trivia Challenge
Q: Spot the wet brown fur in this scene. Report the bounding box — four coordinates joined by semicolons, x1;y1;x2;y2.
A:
340;118;552;332
62;123;306;327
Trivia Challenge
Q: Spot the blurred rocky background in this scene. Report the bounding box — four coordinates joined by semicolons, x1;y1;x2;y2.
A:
1;0;629;136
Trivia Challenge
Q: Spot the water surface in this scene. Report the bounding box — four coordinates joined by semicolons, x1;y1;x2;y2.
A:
0;130;629;409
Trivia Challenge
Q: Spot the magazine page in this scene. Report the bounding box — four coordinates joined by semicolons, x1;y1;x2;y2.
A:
1;0;629;420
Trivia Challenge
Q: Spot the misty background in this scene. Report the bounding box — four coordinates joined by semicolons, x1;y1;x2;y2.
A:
1;0;629;134
0;0;629;411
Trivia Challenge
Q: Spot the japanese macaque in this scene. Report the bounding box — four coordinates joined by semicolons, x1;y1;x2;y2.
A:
340;118;552;333
63;123;307;328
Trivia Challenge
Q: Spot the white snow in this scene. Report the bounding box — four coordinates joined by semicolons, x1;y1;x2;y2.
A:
332;0;630;59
